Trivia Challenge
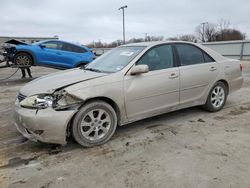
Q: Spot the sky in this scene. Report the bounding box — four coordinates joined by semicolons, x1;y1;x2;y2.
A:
1;0;250;44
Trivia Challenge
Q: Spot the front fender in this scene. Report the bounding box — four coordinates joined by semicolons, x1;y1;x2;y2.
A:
64;76;127;124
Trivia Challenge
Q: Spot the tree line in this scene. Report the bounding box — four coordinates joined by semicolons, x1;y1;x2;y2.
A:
87;19;246;48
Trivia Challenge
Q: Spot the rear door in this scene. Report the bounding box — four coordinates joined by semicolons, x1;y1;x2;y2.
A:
124;44;180;120
61;43;90;68
174;43;219;105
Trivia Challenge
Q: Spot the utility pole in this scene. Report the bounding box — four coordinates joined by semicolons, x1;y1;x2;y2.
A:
144;33;148;41
201;22;208;42
118;5;128;44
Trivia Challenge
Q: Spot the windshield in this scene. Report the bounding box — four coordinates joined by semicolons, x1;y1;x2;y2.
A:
85;46;145;73
32;41;46;45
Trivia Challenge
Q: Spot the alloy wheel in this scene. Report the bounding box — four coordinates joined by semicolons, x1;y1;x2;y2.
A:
15;55;31;67
211;86;225;109
80;109;111;141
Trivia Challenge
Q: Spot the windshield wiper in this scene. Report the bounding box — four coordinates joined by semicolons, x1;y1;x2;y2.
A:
84;67;102;73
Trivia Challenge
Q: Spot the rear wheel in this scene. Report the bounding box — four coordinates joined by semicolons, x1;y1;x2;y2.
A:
14;53;33;68
203;82;228;112
71;100;117;147
77;62;88;69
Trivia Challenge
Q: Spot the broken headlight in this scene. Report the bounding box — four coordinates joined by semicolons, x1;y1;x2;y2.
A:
20;94;54;109
54;90;83;109
20;91;83;110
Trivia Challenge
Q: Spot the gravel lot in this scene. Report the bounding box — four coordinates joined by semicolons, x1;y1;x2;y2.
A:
0;62;250;188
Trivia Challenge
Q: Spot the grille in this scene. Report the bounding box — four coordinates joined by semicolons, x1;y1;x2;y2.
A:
17;93;26;102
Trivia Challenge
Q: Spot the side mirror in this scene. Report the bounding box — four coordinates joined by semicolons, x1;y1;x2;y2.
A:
39;44;46;48
130;65;149;75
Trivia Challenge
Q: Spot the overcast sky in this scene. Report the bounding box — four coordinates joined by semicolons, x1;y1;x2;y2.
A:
1;0;249;44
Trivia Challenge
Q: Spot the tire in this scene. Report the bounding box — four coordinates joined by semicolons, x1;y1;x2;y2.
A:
14;52;32;68
71;100;117;147
203;81;228;112
77;62;88;69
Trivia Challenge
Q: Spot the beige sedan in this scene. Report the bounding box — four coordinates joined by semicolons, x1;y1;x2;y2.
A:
14;41;243;147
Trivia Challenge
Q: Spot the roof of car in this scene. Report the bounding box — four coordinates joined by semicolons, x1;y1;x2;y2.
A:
121;40;196;47
121;40;227;62
39;39;88;49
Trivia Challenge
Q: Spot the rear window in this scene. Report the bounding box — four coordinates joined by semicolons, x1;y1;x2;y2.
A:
203;52;214;63
175;44;214;66
63;43;87;53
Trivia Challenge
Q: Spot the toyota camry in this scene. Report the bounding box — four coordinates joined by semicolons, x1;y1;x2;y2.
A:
14;41;243;147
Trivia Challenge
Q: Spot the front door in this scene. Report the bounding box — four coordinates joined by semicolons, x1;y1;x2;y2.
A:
36;41;65;67
124;44;180;121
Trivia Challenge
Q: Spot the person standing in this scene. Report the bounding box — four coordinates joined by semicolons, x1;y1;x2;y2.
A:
21;67;32;78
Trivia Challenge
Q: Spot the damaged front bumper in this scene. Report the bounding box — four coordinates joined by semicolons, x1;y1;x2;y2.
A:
1;46;16;62
14;100;77;145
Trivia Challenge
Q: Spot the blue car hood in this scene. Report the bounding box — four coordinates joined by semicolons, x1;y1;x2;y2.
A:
5;39;28;45
20;69;107;96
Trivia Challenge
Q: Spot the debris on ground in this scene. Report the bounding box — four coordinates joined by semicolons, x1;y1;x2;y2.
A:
0;156;38;169
197;118;206;123
48;145;63;155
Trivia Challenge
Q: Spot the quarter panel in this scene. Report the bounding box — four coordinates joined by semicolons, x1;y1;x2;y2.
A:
224;59;243;93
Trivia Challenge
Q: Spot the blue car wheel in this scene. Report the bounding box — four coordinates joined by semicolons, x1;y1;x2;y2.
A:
14;52;33;68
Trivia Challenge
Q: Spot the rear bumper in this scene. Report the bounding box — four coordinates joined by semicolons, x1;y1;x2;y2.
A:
14;100;77;145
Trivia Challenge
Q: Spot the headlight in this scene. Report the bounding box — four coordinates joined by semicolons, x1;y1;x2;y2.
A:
20;91;83;110
20;94;54;109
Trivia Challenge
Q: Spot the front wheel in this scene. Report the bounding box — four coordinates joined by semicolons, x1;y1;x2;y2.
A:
71;100;117;147
203;82;228;112
14;53;32;68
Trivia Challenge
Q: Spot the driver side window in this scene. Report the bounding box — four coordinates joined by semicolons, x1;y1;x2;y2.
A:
43;41;63;50
137;44;174;71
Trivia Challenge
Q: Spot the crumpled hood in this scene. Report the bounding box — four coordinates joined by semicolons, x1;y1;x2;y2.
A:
20;69;107;96
5;39;28;45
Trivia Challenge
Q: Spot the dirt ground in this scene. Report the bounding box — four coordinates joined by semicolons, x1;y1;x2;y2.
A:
0;62;250;188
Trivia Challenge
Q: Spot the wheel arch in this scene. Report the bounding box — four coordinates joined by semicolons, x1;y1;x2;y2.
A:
82;97;121;125
66;96;121;140
217;79;229;93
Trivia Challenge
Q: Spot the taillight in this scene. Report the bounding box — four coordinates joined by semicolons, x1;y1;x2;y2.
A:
240;63;243;72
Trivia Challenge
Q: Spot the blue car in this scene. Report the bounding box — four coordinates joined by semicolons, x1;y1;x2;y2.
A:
5;40;95;69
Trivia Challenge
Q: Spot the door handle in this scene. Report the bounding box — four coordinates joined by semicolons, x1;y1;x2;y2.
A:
169;73;178;79
210;66;217;71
